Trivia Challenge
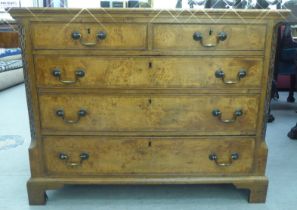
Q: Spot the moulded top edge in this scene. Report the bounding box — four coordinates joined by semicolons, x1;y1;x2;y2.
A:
8;8;291;20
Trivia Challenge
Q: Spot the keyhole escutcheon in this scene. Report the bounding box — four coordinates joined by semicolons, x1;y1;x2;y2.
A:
209;29;213;36
149;62;153;69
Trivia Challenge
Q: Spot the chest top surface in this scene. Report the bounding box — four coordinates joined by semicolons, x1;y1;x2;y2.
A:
9;8;290;22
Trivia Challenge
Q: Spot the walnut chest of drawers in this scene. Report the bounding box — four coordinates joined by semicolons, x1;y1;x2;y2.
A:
9;8;289;205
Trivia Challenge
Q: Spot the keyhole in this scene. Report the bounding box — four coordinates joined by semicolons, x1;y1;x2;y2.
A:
209;29;213;36
87;28;91;34
148;141;152;147
148;98;152;105
149;62;153;69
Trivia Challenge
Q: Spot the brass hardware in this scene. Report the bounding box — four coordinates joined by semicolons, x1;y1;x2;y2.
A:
215;69;247;84
212;109;243;123
59;152;89;168
81;42;97;47
71;31;107;47
209;152;239;167
193;31;227;48
71;31;81;40
97;31;107;40
52;68;85;85
56;109;87;124
218;31;227;41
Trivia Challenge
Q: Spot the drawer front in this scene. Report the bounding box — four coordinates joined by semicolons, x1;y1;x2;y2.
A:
39;94;259;134
43;136;255;175
153;24;266;51
31;23;147;50
35;55;263;89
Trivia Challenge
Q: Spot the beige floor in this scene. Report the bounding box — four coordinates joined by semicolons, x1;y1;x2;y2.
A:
0;84;297;210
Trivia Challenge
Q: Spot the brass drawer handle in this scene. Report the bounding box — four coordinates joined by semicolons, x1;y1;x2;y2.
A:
193;31;227;48
71;31;107;47
52;68;85;85
212;109;243;123
56;109;87;124
215;69;247;84
59;152;89;168
209;152;239;167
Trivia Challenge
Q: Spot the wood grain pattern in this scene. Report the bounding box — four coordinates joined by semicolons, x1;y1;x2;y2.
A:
35;55;263;89
8;8;289;204
43;136;255;175
39;94;259;134
0;31;19;48
31;23;147;50
153;24;266;51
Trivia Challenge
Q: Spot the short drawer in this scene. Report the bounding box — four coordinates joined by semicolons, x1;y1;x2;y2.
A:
35;55;263;89
39;94;259;135
43;136;255;176
153;24;266;51
31;23;147;50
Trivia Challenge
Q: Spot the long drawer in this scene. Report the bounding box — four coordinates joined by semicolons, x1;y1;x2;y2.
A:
31;23;147;50
153;24;266;51
39;94;259;134
43;136;255;176
35;55;263;89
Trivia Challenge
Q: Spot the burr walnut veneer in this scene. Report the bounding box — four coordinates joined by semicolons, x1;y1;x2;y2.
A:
9;8;288;205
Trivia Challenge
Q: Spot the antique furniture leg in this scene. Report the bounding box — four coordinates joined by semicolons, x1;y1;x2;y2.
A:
234;178;268;203
27;179;64;205
27;181;47;205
